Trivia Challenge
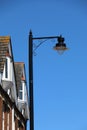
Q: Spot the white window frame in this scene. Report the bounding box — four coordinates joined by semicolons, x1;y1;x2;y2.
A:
3;57;12;81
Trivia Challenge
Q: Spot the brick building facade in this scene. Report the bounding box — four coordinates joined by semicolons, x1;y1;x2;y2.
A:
0;36;29;130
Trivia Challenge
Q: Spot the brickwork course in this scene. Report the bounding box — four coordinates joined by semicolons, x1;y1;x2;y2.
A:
0;86;26;130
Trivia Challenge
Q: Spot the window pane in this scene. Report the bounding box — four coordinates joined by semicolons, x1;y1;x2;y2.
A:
5;59;8;78
19;91;22;99
19;85;22;90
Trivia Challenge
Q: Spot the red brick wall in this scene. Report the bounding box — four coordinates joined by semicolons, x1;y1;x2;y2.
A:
0;97;3;130
4;108;7;130
15;116;18;130
15;116;26;130
18;120;26;130
19;126;24;130
22;126;25;130
0;96;26;130
2;101;12;130
9;108;12;130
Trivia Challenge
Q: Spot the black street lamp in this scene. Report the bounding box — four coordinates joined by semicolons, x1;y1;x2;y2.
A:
29;30;68;130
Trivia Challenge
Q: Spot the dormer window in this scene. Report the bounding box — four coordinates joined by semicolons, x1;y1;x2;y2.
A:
5;58;8;78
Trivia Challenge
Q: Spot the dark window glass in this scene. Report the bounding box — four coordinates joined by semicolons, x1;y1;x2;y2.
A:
5;59;8;78
18;85;23;100
19;91;22;99
19;85;22;90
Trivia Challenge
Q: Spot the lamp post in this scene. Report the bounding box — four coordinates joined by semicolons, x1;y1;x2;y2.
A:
29;30;68;130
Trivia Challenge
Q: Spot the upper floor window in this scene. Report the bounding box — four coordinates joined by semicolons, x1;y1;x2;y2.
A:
5;58;8;78
18;85;23;100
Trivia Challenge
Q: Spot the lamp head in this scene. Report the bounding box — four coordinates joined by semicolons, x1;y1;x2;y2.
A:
53;35;68;54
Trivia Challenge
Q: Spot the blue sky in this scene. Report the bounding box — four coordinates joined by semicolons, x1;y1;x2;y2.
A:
0;1;87;130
